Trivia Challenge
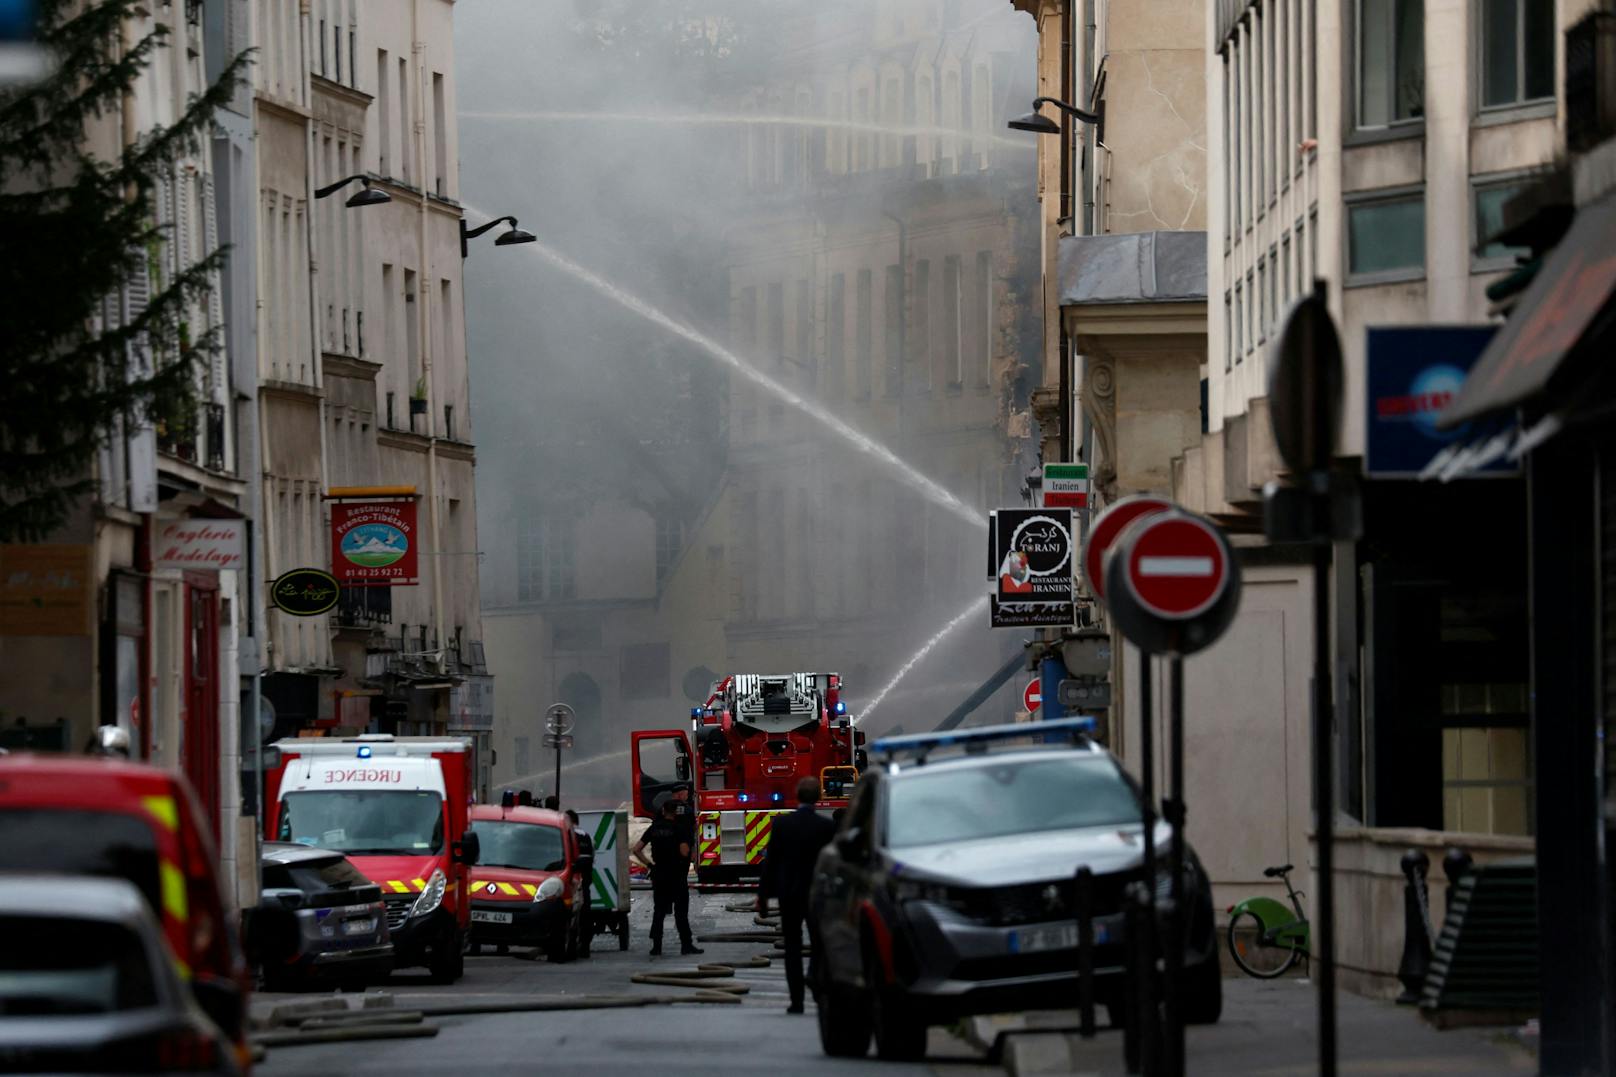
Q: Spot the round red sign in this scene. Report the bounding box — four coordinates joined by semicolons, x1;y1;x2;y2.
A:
1023;678;1041;713
1084;496;1172;600
1124;514;1230;620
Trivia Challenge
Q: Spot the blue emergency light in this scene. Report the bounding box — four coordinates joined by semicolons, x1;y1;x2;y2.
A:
771;792;783;802
356;745;372;759
738;793;750;803
690;707;703;719
834;701;847;715
871;716;1097;759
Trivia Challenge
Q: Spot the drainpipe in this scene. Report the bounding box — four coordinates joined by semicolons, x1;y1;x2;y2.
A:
1080;0;1096;235
412;0;447;677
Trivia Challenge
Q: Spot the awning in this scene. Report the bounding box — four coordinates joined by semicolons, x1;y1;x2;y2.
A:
1441;190;1616;428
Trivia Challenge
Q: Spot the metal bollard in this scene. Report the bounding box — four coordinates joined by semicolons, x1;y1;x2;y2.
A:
1121;881;1143;1074
1395;849;1432;1004
1122;880;1160;1075
1076;866;1096;1038
1442;847;1473;915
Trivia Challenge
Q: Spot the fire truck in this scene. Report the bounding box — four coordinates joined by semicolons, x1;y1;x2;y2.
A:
630;672;866;885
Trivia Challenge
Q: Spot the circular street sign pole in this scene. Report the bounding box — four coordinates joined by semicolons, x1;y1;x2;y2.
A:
1104;508;1241;1077
545;702;576;805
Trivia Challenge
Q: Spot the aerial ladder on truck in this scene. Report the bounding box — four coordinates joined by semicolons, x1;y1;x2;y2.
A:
630;672;866;889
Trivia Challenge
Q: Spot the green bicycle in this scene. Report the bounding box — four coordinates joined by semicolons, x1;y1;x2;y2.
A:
1226;863;1311;978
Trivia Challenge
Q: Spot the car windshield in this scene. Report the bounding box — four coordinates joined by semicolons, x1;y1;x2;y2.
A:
467;820;566;871
0;810;162;915
886;755;1141;848
278;791;444;856
0;917;158;1016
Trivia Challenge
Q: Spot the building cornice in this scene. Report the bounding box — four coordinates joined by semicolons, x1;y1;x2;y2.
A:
310;74;373;109
255;93;313;124
260;379;325;403
323;354;384;381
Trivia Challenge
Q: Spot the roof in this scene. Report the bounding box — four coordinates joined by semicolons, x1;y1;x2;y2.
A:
881;742;1109;779
261;841;346;866
0;874;153;922
1058;231;1208;306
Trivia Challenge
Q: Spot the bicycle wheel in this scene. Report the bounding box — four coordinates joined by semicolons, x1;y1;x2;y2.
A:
1227;910;1301;978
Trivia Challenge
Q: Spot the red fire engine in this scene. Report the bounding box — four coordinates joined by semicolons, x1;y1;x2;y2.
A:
630;672;866;884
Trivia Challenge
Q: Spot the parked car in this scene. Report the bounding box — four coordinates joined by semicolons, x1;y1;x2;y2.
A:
0;875;240;1074
255;843;393;991
809;719;1222;1061
0;753;251;1067
465;804;591;962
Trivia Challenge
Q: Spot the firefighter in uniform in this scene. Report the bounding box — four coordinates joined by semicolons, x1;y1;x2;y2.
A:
633;797;703;957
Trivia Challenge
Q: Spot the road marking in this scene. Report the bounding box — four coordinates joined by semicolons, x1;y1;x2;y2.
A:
1138;556;1214;576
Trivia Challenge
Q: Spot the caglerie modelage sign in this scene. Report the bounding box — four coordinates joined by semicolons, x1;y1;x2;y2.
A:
331;500;418;586
154;519;245;572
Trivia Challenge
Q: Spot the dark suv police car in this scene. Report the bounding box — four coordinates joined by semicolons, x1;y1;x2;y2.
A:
808;719;1221;1060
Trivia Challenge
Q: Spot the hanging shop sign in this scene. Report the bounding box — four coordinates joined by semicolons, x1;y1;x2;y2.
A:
989;507;1075;628
331;499;419;586
0;544;93;636
271;568;340;617
155;519;245;572
1365;326;1511;477
1042;463;1090;509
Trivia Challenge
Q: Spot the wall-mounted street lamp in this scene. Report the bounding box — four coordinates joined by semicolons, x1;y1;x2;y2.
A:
460;215;536;258
314;174;391;207
1008;96;1104;139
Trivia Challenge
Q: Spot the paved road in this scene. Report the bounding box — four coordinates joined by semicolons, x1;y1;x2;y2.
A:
256;888;992;1077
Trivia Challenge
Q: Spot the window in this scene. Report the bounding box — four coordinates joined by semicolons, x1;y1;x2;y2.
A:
655;511;681;584
432;73;447;196
942;255;962;387
385;391;395;430
795;279;813;378
443;404;453;441
1473;178;1533;266
546;519;575;599
1234;283;1244;361
376;51;390;177
398;58;411;184
1255;10;1265;206
883;264;902;396
1224;291;1234;371
826;273;845;398
913;259;931;390
1348;191;1426;279
974;250;992;387
1267;247;1278;335
1479;0;1554;109
855;268;872;398
517;517;544;601
767;282;784;364
1358;0;1424;127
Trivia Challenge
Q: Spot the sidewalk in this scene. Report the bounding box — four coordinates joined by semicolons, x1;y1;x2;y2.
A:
969;978;1536;1075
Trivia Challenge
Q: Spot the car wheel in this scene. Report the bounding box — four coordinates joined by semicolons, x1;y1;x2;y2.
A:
817;979;873;1058
1182;953;1224;1024
865;953;926;1061
577;912;592;959
546;927;574;964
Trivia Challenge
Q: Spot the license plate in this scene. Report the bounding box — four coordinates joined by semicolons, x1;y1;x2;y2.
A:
341;918;376;936
1008;923;1083;954
471;910;513;925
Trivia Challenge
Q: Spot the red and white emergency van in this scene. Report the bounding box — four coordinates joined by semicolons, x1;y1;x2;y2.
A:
264;735;478;984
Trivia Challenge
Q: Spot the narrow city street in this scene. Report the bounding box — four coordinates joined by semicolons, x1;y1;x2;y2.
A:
254;891;990;1077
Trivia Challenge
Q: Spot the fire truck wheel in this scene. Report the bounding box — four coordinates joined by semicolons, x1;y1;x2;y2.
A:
816;982;872;1058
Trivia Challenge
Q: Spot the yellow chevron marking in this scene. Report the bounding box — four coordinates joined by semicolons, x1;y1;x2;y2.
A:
159;861;188;921
521;884;538;896
388;880;410;893
411;878;427;890
141;795;178;832
497;882;519;896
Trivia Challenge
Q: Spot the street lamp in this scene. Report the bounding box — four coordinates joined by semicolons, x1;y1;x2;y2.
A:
460;215;536;258
1008;96;1104;137
314;174;391;207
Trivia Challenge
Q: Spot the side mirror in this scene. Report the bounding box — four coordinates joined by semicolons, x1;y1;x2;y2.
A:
675;757;690;782
456;831;481;866
190;974;244;1038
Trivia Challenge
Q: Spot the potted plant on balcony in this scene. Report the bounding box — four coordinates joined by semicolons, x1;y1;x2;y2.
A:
409;375;428;416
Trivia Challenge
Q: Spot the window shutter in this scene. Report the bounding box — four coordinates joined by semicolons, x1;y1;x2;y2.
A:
202;172;226;396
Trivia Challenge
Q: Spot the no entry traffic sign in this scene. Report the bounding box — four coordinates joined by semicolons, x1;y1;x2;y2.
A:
1023;678;1041;713
1104;508;1241;657
1124;514;1231;621
1084;496;1172;600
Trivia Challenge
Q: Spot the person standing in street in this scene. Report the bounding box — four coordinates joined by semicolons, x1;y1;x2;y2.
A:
632;798;703;957
758;777;837;1013
565;808;594;960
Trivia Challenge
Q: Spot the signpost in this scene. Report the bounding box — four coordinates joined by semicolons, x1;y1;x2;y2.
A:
1023;678;1042;714
1043;463;1090;508
546;703;576;805
1104;507;1241;1077
1264;284;1355;1077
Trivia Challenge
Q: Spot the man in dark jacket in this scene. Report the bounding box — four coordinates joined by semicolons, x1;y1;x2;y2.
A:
758;777;837;1013
633;799;703;957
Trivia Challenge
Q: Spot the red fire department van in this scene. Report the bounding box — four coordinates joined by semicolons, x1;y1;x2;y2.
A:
264;735;478;984
465;803;591;962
